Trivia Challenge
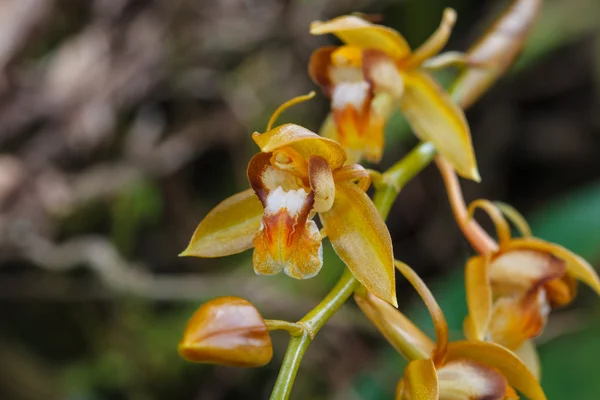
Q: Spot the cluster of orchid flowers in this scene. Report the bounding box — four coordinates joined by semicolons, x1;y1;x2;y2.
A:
177;2;600;399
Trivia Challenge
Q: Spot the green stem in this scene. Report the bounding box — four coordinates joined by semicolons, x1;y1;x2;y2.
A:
269;141;437;400
373;142;437;219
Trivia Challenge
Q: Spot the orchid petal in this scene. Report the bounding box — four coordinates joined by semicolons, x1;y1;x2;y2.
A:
437;359;510;400
395;260;448;364
489;249;566;296
321;181;396;306
308;156;335;213
406;8;457;68
465;255;492;341
355;291;435;361
363;50;405;99
180;189;263;258
514;339;541;381
504;238;600;296
252;124;347;170
488;289;549;350
446;341;546;400
310;15;411;59
400;71;479;181
332;163;371;191
398;359;439;400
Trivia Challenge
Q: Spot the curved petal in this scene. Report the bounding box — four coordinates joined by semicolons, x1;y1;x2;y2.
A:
489;249;566;297
180;189;262;257
309;46;337;96
544;274;577;308
321;181;396;306
406;8;457;68
252;124;347;170
308;156;335;213
451;0;542;109
465;255;492;341
446;341;547;400
310;15;411;59
398;359;439;400
514;339;541;381
363;50;405;99
395;260;448;365
437;359;510;400
332;163;371;191
468;199;512;246
355;291;435;361
400;71;479;181
504;238;600;296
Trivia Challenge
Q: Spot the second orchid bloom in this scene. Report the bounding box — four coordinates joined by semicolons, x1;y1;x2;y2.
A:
310;9;479;181
182;95;397;306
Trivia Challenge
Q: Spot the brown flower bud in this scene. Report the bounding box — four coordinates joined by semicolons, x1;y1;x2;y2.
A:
178;296;273;367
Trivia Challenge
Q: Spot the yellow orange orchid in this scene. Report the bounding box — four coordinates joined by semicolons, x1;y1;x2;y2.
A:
309;9;479;181
181;94;397;306
462;200;600;361
355;261;546;400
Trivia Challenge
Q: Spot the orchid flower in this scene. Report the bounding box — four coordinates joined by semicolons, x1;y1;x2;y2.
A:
181;94;397;306
309;9;479;181
356;261;546;400
462;200;600;375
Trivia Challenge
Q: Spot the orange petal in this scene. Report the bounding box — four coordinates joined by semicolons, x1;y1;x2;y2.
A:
395;260;448;364
310;15;411;59
321;181;396;306
465;255;492;341
178;296;272;367
488;289;549;350
252;124;347;170
445;341;547;400
489;249;566;297
400;71;479;181
397;359;439;400
308;156;335;213
180;189;263;258
309;46;337;96
437;359;510;400
544;274;577;308
405;8;457;68
252;187;323;279
514;339;541;381
503;238;600;296
468;199;512;246
355;291;435;361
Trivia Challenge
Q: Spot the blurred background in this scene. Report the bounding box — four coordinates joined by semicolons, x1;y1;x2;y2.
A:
0;0;599;399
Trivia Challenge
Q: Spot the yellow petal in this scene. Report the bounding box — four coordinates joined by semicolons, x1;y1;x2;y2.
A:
355;291;435;361
397;359;439;400
178;296;272;367
395;260;448;364
400;71;479;181
406;8;457;68
437;359;510;400
544;274;577;308
446;341;547;400
514;339;541;381
465;255;492;341
489;249;566;297
180;189;263;257
363;50;405;99
309;46;337;95
252;124;347;170
468;199;512;246
503;238;600;296
310;15;411;59
308;156;335;213
333;163;371;192
321;181;396;306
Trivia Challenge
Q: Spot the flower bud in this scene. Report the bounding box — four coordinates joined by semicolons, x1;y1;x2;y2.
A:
178;296;273;367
